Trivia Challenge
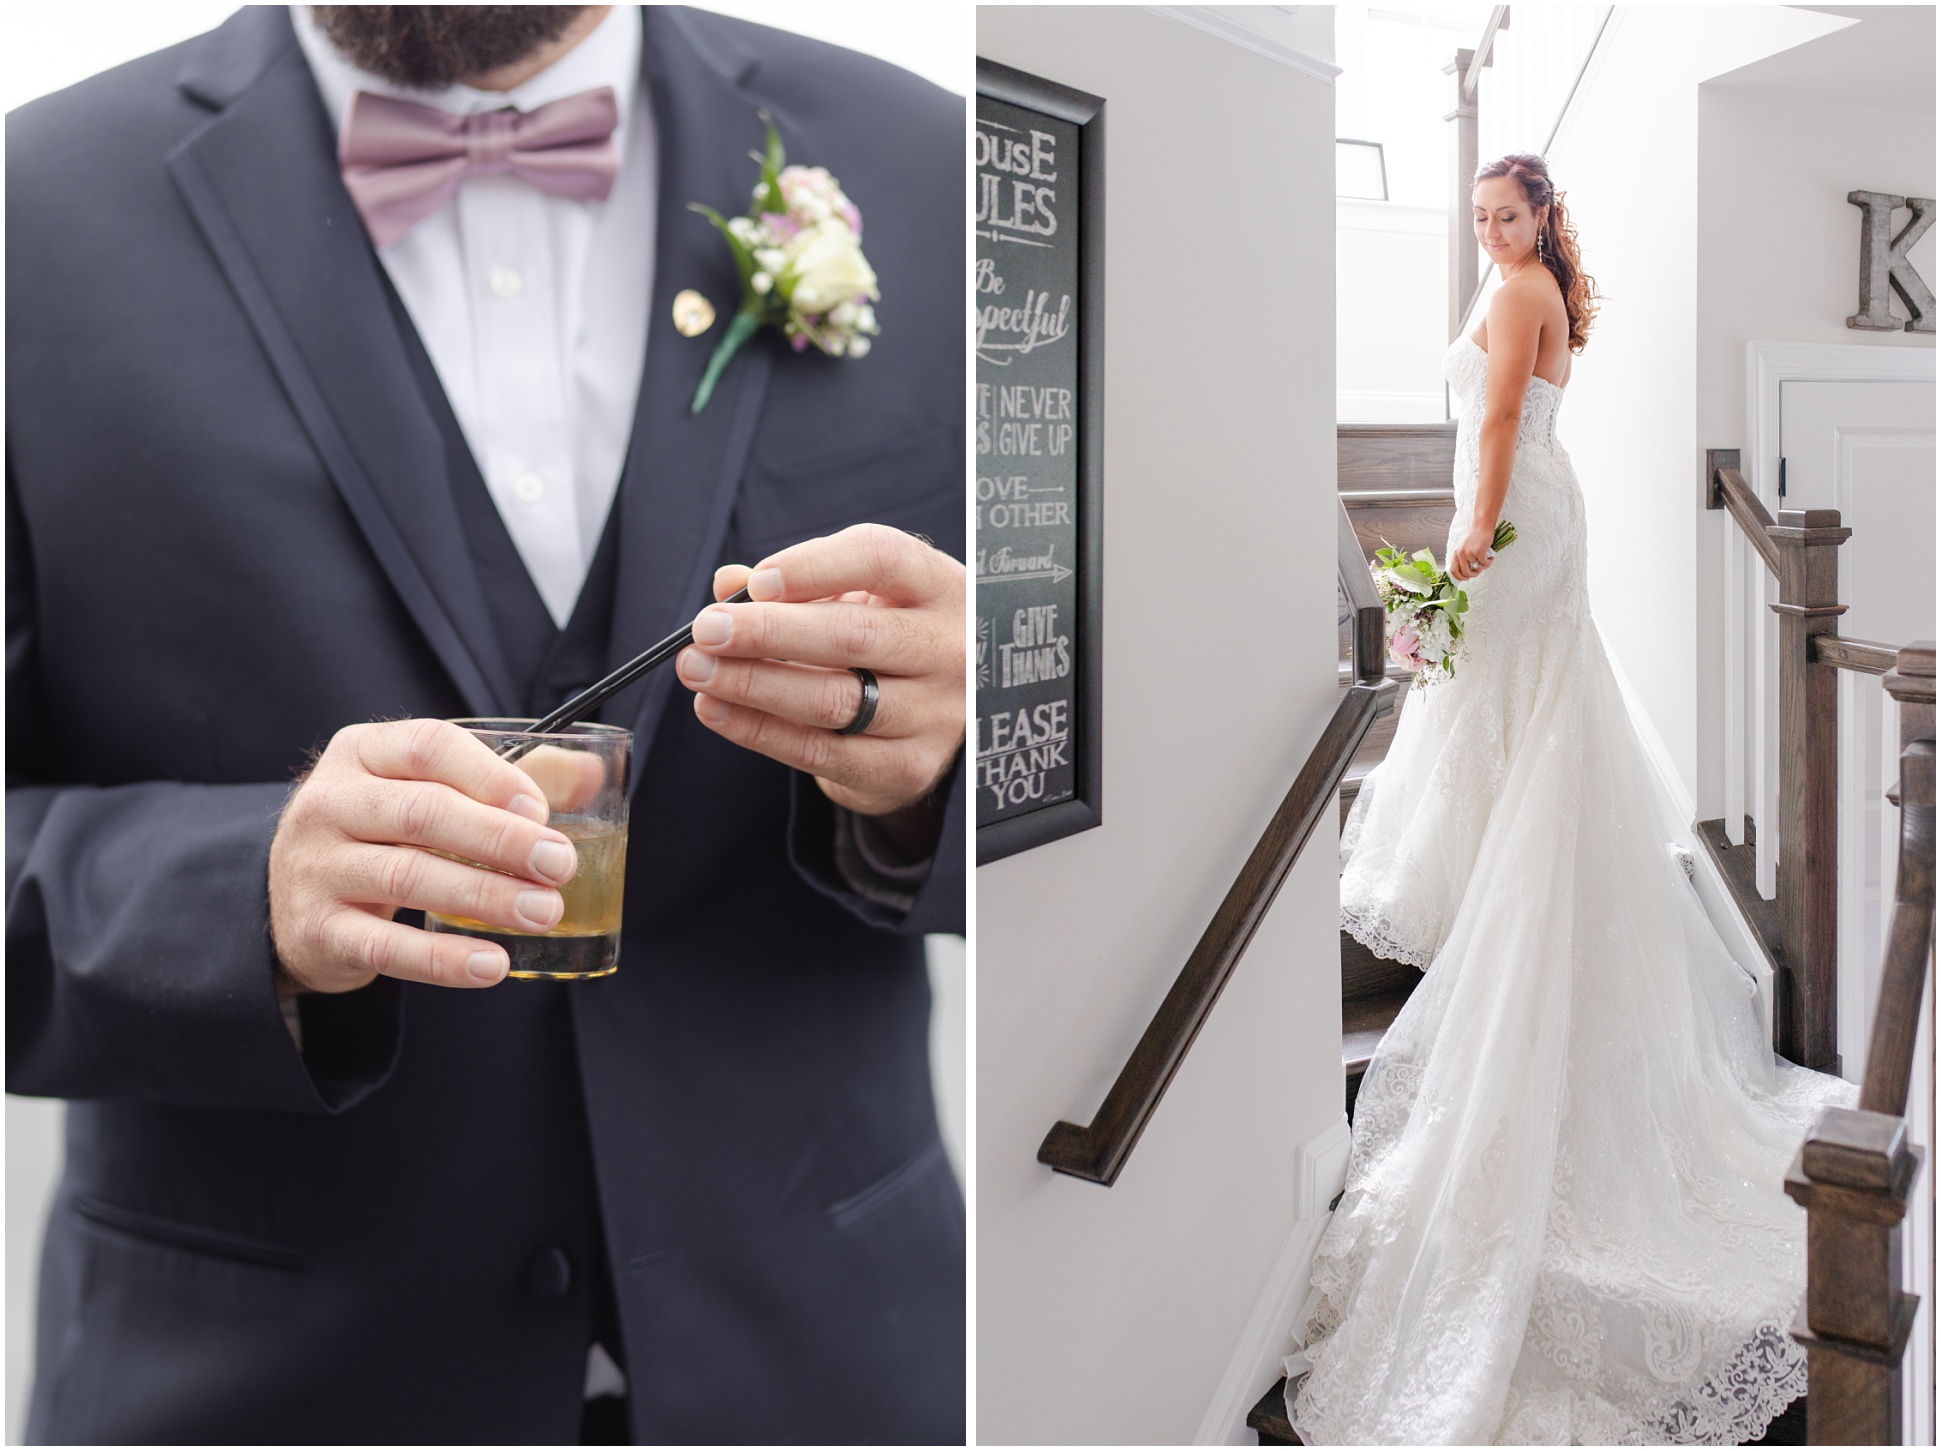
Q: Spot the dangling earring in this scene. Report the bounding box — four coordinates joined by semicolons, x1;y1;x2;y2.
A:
1538;227;1548;261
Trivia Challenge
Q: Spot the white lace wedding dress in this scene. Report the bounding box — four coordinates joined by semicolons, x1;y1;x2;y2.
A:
1287;336;1856;1445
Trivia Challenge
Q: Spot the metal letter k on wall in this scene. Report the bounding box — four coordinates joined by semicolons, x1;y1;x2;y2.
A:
1847;190;1935;334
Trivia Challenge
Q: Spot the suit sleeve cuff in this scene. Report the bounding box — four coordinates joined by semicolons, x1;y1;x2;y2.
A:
787;753;966;935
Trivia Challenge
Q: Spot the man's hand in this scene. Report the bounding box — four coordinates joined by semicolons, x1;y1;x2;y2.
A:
268;719;581;994
676;524;966;839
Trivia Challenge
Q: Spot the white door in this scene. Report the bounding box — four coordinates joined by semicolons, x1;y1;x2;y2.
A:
1780;379;1935;644
1781;375;1935;1447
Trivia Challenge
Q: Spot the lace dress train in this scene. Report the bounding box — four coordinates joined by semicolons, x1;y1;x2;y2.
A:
1288;338;1855;1445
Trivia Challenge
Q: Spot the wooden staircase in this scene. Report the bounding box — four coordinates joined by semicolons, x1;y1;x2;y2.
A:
1334;424;1455;1123
1246;1376;1808;1445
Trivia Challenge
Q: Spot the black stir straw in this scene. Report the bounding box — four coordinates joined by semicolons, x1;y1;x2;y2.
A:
497;587;751;763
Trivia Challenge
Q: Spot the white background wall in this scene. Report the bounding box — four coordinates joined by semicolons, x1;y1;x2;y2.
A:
975;8;1343;1443
1336;197;1448;419
1694;58;1935;818
1531;4;1883;804
1332;4;1488;422
1;5;970;1440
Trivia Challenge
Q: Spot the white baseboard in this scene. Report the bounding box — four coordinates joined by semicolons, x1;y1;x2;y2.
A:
1193;1117;1351;1445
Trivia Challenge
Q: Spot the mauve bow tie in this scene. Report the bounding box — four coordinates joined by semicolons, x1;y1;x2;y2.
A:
338;87;620;248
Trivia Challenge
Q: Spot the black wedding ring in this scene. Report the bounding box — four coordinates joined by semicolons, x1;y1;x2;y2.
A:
837;667;879;736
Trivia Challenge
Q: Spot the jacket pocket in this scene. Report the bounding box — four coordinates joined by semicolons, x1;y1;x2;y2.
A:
827;1136;949;1233
735;423;958;557
71;1195;307;1271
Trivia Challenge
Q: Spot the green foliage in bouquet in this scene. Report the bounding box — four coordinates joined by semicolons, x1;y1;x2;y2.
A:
1369;520;1517;683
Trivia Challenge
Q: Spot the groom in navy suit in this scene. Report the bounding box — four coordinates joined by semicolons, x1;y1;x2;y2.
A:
7;6;964;1443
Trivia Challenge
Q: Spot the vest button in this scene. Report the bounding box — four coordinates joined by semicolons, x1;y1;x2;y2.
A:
527;1246;572;1301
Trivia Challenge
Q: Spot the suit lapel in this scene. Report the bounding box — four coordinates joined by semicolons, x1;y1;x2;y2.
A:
166;8;519;718
165;8;805;759
603;8;791;788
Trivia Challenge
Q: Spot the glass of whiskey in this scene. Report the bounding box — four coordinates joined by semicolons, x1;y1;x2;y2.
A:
427;719;631;981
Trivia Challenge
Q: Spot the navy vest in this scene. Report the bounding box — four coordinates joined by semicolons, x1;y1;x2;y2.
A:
380;276;626;721
381;277;630;1384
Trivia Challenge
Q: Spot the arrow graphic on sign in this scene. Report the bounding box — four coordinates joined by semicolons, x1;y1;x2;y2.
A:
978;562;1071;585
978;543;1072;586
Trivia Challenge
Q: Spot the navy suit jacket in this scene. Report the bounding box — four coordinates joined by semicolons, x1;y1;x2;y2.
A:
6;8;965;1443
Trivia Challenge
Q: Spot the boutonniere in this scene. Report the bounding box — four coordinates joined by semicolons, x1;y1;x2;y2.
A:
688;117;881;414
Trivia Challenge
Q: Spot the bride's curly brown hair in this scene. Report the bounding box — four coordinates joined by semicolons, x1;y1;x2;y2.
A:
1474;153;1600;353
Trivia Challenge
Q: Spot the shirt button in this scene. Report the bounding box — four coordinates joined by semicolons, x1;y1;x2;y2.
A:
512;472;546;503
527;1246;572;1301
490;267;524;299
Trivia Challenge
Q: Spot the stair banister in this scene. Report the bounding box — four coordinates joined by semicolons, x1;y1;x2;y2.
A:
1036;497;1394;1186
1705;455;1851;1072
1784;642;1934;1446
1860;649;1936;1118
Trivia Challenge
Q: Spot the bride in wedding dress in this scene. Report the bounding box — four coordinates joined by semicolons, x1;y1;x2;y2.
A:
1287;154;1857;1445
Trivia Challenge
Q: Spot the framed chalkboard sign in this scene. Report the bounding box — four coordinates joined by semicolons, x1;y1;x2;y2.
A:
975;59;1105;865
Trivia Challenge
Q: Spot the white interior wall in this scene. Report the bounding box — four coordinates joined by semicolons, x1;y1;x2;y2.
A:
1535;5;1889;808
1539;6;1708;800
1337;199;1447;420
975;8;1343;1443
1695;84;1935;818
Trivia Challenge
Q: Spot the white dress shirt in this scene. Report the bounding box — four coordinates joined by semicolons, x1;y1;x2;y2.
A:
288;16;928;1400
294;5;656;627
295;9;648;1403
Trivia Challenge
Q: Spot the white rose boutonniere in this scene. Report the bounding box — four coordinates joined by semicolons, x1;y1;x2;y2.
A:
688;118;881;413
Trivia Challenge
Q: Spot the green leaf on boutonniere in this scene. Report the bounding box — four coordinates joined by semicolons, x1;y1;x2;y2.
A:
690;308;762;416
757;116;788;216
689;204;756;290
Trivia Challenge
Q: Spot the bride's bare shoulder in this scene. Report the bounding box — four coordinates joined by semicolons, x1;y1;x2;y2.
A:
1482;276;1546;340
1499;267;1567;321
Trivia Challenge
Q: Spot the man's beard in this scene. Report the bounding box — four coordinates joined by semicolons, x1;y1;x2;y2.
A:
311;7;591;90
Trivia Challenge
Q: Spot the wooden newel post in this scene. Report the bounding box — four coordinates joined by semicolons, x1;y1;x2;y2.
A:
1784;643;1933;1445
1784;1111;1921;1445
1769;508;1851;1071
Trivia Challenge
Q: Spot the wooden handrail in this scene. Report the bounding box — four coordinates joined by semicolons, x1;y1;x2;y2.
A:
1707;458;1782;576
1038;502;1396;1185
1462;6;1511;99
1811;634;1900;676
1784;641;1934;1445
1706;449;1850;1070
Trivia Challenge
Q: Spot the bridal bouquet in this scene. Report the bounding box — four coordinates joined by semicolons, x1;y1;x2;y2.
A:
689;116;880;413
1371;520;1516;684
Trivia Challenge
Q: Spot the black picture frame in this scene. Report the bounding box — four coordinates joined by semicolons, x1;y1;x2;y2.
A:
975;58;1105;866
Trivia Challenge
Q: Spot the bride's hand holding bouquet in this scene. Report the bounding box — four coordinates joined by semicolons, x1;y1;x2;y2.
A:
1449;519;1506;582
1372;519;1516;685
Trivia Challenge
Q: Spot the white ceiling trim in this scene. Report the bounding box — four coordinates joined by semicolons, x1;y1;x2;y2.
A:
1143;7;1342;84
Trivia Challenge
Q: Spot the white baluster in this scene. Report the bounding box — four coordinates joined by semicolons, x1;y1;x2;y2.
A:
1724;517;1746;845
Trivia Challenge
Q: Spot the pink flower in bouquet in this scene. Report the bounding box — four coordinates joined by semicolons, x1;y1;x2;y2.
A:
1390;623;1424;671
